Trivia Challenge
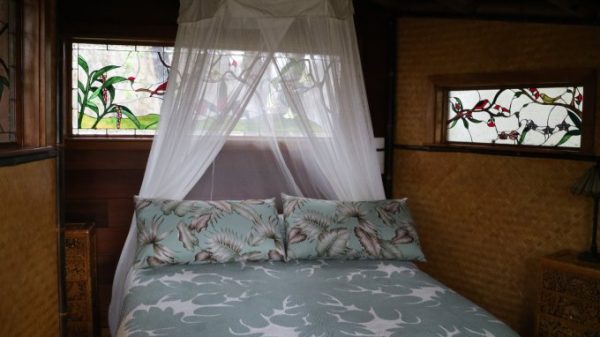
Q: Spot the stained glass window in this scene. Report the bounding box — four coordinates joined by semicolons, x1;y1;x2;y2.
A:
72;43;174;136
71;43;337;138
228;52;333;137
0;0;17;143
446;86;584;148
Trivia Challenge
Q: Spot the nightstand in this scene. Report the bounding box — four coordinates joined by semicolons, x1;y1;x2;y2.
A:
65;223;98;337
536;250;600;337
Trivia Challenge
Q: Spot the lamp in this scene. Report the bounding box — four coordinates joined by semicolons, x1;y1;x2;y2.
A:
571;162;600;263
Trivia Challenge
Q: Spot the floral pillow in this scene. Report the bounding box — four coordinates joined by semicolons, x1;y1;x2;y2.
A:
134;196;285;268
283;194;426;261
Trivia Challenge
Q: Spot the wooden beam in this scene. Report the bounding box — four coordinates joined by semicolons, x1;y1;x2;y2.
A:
363;0;600;25
432;0;477;14
544;0;598;18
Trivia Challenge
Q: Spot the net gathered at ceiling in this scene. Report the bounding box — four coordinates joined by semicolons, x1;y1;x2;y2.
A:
109;1;385;334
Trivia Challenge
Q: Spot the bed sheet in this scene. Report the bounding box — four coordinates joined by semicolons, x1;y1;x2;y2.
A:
116;260;519;337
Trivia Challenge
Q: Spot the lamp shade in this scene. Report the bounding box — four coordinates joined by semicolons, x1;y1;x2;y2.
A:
571;164;600;197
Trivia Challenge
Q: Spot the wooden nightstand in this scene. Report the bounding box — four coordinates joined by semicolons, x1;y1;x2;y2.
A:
65;223;98;337
536;250;600;337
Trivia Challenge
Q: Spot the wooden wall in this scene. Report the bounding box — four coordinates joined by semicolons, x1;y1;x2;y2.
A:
393;18;600;336
0;159;58;337
64;140;147;336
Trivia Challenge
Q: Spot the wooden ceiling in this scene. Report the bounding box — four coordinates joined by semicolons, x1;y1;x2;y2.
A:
367;0;600;25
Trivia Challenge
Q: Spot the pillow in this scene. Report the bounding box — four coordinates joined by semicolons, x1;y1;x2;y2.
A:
134;196;285;268
282;194;425;261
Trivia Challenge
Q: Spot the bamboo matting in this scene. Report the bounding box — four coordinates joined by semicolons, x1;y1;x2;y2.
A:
0;159;59;337
394;149;591;335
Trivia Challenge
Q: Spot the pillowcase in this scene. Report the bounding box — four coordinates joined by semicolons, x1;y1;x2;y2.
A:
134;196;285;268
282;194;425;261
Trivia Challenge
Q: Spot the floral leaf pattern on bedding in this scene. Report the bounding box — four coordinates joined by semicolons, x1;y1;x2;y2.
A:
282;194;426;261
136;215;175;266
134;197;284;268
116;260;519;337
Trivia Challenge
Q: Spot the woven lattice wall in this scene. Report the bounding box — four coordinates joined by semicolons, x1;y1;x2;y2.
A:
0;159;59;337
394;18;600;336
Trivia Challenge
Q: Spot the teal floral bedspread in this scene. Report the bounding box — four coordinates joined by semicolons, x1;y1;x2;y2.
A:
116;260;520;337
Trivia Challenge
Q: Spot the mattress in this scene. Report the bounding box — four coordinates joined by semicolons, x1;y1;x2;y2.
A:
116;260;520;337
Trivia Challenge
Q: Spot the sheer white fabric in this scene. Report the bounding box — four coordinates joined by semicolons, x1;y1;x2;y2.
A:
109;0;385;334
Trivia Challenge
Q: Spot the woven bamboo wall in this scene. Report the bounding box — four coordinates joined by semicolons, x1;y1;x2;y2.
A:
0;159;59;337
394;18;600;336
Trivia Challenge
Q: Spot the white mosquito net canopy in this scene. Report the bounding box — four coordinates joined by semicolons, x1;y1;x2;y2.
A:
109;0;385;334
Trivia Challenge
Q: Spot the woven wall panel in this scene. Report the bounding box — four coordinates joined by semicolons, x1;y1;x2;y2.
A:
0;159;59;337
395;18;600;146
394;150;591;334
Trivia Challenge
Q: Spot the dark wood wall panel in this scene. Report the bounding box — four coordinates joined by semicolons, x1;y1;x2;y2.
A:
58;0;178;41
65;200;109;227
64;141;149;335
108;199;137;228
66;170;144;199
354;0;392;138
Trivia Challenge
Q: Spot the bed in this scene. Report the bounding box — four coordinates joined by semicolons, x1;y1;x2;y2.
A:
113;195;520;337
115;259;518;337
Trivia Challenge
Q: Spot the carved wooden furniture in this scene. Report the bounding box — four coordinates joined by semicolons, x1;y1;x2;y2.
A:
536;250;600;336
65;223;97;337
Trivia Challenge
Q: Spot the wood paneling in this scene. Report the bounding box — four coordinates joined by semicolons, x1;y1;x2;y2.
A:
95;228;128;257
57;0;178;41
393;18;600;336
354;0;394;138
64;140;148;332
1;0;56;151
66;170;144;199
0;159;58;337
370;0;600;25
21;0;56;149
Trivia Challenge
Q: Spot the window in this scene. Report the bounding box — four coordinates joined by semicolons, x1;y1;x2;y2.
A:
0;0;16;143
229;51;335;138
429;70;596;154
447;86;583;147
70;43;335;138
71;42;173;136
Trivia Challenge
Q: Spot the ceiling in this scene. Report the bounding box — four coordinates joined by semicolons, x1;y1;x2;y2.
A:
367;0;600;25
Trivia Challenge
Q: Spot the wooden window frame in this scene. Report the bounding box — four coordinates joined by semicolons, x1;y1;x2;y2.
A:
427;69;596;156
0;0;21;147
0;0;55;154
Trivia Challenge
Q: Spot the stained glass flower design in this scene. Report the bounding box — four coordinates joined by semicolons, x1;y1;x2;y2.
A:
72;43;173;136
447;86;583;148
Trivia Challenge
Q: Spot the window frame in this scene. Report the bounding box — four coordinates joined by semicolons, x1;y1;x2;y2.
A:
64;40;341;141
0;0;20;147
427;69;597;155
63;37;174;140
0;0;56;154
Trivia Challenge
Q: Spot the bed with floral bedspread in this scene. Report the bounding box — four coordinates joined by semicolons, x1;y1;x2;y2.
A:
116;259;519;337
